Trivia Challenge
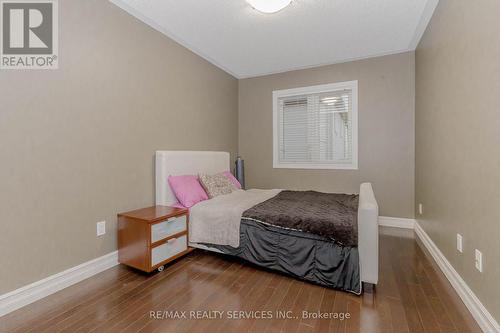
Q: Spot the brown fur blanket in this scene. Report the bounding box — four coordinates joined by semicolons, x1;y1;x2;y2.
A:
242;190;359;246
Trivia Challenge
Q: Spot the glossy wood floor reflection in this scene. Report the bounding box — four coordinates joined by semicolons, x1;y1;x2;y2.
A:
0;227;482;333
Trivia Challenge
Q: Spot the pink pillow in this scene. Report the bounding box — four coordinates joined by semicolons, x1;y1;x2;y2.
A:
168;175;208;208
223;171;242;189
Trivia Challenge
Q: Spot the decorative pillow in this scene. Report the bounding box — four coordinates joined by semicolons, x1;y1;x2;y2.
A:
199;173;237;198
223;171;242;189
168;175;208;208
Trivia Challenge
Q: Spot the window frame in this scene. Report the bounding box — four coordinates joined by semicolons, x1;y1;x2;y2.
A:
272;80;358;170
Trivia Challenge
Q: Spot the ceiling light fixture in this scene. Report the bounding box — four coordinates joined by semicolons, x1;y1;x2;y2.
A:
246;0;292;14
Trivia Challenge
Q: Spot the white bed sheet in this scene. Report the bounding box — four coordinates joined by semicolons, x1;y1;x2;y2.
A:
189;189;281;247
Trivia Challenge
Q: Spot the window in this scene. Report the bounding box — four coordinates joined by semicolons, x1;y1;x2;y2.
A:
273;81;358;169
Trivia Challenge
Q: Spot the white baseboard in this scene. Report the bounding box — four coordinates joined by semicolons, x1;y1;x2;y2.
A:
415;222;500;333
378;216;416;229
0;251;119;317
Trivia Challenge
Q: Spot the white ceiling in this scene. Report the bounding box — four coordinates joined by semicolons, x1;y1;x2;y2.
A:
110;0;438;79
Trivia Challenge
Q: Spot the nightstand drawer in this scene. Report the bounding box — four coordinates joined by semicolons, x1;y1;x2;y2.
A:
151;235;187;266
151;215;187;243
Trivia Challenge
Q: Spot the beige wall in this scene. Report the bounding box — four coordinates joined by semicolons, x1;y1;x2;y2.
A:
415;0;500;321
238;52;415;218
0;0;238;294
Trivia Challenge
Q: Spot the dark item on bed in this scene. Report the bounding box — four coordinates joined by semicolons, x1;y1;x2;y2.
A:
207;218;361;294
242;190;359;247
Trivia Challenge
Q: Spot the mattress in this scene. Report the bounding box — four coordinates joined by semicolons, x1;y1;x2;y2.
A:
189;189;361;294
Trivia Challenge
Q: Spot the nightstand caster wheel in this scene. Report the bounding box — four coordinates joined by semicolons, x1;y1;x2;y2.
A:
157;265;164;272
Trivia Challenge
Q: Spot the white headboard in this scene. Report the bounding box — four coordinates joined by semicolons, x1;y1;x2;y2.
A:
155;151;231;206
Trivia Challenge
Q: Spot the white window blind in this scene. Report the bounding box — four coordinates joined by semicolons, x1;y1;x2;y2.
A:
273;81;358;169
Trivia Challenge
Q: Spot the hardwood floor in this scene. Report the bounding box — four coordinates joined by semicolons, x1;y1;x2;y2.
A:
0;227;482;333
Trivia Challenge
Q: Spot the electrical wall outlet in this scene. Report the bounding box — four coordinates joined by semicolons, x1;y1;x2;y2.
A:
97;221;106;237
418;203;423;215
475;249;483;272
456;234;463;253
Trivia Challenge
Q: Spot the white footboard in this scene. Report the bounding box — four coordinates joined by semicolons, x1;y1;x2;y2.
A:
358;183;379;285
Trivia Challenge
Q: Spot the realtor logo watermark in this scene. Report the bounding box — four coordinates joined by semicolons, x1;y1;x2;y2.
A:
1;0;58;69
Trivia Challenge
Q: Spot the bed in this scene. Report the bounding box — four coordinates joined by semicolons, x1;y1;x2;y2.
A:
155;151;379;294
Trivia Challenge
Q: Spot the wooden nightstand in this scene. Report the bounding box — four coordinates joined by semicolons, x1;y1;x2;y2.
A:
117;205;194;273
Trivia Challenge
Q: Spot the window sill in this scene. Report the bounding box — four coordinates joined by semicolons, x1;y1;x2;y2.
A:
273;162;358;170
